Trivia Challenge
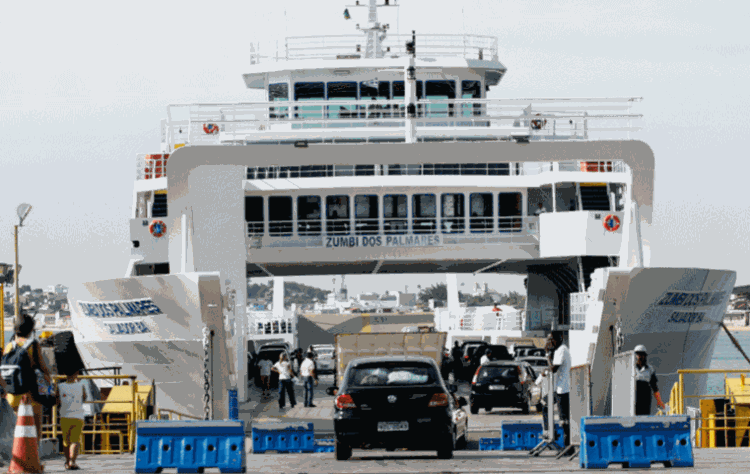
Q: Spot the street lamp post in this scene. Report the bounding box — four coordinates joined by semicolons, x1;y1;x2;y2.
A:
14;203;32;325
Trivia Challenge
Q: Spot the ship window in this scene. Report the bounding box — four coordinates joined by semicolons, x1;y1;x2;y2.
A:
300;165;333;177
461;80;483;119
326;195;350;235
269;83;289;120
268;196;293;236
387;164;420;175
152;193;168;218
498;192;522;233
612;183;626;211
294;82;325;123
393;81;423;117
360;81;392;120
355;165;375;176
327;82;358;120
355;195;379;235
488;163;510;175
441;193;465;234
579;184;610;211
461;163;487;175
425;80;455;119
434;164;460;175
555;183;578;212
470;193;493;233
383;194;408;235
297;196;321;236
413;194;436;234
245;196;264;235
528;187;552;216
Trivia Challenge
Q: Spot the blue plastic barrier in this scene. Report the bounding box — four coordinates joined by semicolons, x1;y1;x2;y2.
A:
478;421;564;451
251;423;315;454
580;415;693;469
313;439;335;453
228;389;239;420
135;420;245;474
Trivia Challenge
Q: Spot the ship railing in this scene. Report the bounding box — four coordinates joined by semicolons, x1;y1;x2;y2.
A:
42;374;146;455
161;97;642;151
251;34;499;63
247;216;539;242
671;369;750;448
156;408;203;421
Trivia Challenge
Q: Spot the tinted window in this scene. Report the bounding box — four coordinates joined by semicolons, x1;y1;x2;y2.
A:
478;366;520;381
349;364;437;386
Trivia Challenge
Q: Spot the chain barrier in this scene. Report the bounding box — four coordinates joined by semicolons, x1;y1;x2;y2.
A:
202;326;212;420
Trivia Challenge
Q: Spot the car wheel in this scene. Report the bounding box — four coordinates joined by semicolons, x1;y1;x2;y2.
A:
456;429;468;450
470;402;478;415
536;403;544;413
436;435;454;459
335;438;351;461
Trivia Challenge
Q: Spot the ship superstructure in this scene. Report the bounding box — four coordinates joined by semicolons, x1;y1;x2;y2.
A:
66;0;735;419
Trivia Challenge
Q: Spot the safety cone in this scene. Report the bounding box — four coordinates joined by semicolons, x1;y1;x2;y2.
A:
7;394;43;473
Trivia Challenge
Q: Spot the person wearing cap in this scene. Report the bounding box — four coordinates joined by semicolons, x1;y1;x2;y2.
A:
634;345;666;415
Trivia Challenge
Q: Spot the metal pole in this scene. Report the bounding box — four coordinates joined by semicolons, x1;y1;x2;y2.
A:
14;225;20;324
1;282;4;347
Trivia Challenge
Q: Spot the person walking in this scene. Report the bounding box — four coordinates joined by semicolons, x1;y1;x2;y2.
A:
450;341;462;380
548;331;571;447
59;369;86;471
634;345;666;415
1;314;53;446
258;357;273;399
271;353;296;409
300;351;318;407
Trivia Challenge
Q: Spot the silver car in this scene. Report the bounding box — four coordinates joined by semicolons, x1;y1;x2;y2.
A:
311;344;335;374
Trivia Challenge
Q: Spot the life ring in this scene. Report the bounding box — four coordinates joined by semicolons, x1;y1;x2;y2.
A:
150;220;167;238
203;123;219;134
603;214;621;232
531;114;547;130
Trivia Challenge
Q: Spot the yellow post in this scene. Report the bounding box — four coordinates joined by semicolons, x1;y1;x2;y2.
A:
678;372;685;414
708;414;716;448
130;377;136;452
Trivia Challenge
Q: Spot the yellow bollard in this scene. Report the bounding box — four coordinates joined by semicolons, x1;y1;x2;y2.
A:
708;414;716;448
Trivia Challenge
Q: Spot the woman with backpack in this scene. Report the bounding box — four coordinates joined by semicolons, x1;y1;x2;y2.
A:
1;314;53;445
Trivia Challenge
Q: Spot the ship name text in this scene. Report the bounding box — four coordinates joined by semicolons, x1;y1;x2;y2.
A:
657;291;726;307
325;235;441;248
105;321;151;335
667;311;704;324
79;298;163;318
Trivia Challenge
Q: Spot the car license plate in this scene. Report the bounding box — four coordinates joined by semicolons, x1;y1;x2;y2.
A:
489;385;506;390
377;421;409;432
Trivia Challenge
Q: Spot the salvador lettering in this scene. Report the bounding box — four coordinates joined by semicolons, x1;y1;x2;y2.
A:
105;321;150;335
79;298;163;318
667;312;705;324
656;291;726;308
324;235;441;248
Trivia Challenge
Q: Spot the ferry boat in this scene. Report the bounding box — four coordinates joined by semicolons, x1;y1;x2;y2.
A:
65;0;735;419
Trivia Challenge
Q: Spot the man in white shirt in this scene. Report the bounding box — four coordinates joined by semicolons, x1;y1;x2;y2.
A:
271;353;296;409
300;351;318;407
479;348;491;366
258;358;273;399
548;332;571;447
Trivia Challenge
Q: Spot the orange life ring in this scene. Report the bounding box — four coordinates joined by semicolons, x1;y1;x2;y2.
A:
203;123;219;134
531;114;547;130
149;220;167;238
603;214;621;232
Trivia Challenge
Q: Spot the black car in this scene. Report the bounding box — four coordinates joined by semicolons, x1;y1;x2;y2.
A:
469;361;537;414
459;341;489;379
328;356;469;461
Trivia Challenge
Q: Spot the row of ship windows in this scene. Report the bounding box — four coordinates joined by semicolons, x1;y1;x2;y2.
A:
246;163;519;180
256;320;293;335
245;193;524;236
269;80;481;101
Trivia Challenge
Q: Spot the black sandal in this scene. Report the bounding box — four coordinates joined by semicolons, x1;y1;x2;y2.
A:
70;465;81;470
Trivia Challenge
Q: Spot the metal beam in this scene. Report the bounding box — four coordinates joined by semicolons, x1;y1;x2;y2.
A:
372;260;383;274
256;263;274;277
473;259;508;275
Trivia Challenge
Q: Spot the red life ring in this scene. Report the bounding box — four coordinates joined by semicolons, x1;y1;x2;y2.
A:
203;123;219;134
603;214;621;232
150;220;167;238
531;114;547;130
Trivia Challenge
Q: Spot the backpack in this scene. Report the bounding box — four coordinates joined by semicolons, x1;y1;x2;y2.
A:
1;339;36;395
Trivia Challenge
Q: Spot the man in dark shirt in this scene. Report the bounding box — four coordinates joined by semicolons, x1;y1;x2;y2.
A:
451;341;462;380
634;345;666;415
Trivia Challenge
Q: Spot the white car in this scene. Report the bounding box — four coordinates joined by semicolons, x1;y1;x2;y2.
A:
310;344;335;374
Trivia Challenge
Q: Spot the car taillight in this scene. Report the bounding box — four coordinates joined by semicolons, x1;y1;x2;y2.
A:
335;394;356;409
428;393;449;407
471;367;481;385
464;355;470;360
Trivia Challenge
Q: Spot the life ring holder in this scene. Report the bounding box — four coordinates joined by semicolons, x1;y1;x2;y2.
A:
603;214;621;232
150;220;167;238
203;123;219;135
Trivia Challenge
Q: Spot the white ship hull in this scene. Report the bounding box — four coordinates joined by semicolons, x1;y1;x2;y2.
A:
67;272;231;420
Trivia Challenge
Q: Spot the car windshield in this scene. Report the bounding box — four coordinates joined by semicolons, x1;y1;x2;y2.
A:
478;366;520;381
317;349;334;357
349;364;437;386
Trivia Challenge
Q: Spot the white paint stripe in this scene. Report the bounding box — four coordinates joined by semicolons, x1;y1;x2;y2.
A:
17;404;33;417
14;425;37;438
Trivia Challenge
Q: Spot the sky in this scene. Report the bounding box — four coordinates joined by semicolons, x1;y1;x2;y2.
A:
1;0;749;298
